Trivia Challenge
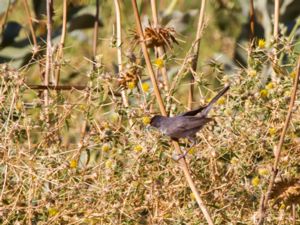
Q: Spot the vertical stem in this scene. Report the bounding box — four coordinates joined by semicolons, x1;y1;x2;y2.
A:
44;0;53;110
80;0;100;147
188;0;206;110
22;0;44;82
258;56;300;224
114;0;133;125
273;0;279;63
292;204;296;225
1;1;10;32
273;0;279;40
131;1;214;224
92;0;100;70
150;0;169;91
76;0;100;162
22;0;38;54
150;0;158;24
131;0;166;115
249;0;255;42
165;0;178;15
55;0;67;86
187;81;194;110
114;0;124;88
0;165;8;202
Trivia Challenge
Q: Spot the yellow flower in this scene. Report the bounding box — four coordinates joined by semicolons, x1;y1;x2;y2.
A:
260;89;268;98
290;71;296;79
230;157;239;165
217;97;226;105
269;127;276;136
79;104;87;111
266;82;275;90
190;192;196;200
48;207;59;216
284;90;291;97
248;69;257;77
110;112;119;122
153;58;164;69
128;81;136;90
142;116;151;125
105;159;113;169
224;108;232;116
101;121;110;129
252;176;260;187
102;143;110;152
258;168;269;176
279;203;286;210
141;82;150;92
258;39;266;49
188;147;196;155
69;159;77;169
15;100;23;111
206;97;212;103
134;145;143;152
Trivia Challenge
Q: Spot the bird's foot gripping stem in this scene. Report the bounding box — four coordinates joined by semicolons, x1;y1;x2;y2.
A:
172;147;194;161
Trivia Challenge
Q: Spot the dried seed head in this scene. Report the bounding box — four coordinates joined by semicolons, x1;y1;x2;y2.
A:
270;178;300;207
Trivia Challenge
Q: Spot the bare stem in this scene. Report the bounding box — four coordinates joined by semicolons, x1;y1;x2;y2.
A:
44;0;53;111
150;0;169;91
188;0;206;110
131;0;166;115
258;56;300;224
272;0;279;64
92;0;100;70
22;0;44;82
55;0;67;86
131;1;214;224
0;1;10;32
273;0;279;40
292;204;296;225
22;0;38;54
249;0;255;42
114;0;132;124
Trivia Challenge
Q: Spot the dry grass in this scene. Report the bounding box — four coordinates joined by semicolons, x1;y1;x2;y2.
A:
1;1;300;224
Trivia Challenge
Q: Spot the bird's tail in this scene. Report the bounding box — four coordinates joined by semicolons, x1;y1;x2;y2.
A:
200;85;230;116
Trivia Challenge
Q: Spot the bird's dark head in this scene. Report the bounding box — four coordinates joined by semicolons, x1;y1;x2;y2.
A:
150;115;165;128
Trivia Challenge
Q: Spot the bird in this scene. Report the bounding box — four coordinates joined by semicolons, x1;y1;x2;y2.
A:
150;85;230;141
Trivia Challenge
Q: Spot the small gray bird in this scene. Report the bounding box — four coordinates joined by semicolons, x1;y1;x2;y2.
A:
150;85;230;141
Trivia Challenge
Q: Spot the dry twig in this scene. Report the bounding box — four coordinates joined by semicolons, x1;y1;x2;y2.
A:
131;1;214;224
188;0;206;110
258;56;300;225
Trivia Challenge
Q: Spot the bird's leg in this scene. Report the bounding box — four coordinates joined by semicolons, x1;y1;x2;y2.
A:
172;136;196;160
178;143;196;159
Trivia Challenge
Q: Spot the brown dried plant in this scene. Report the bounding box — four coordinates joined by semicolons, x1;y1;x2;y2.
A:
117;65;142;89
131;24;178;50
270;178;300;207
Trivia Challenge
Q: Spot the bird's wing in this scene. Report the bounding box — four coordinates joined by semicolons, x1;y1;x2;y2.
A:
179;85;230;117
182;116;213;130
167;116;213;139
179;106;206;116
198;85;230;116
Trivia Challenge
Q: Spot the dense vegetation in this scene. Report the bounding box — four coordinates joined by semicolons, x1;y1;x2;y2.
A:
1;0;300;224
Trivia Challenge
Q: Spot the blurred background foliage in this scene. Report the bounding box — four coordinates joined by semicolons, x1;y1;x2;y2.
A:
1;0;300;224
1;0;300;86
